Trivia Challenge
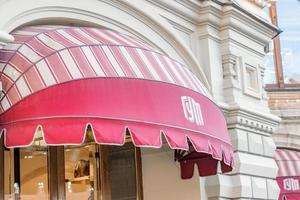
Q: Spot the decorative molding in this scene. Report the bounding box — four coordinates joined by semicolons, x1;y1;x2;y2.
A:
146;0;202;24
222;54;241;90
222;54;238;80
241;62;262;99
164;17;194;35
0;31;14;48
197;1;279;40
222;104;280;135
147;0;279;43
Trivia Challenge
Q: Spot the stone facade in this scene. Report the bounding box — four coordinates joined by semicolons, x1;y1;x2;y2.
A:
268;88;300;149
0;0;281;199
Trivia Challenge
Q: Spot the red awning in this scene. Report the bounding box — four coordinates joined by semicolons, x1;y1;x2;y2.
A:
0;26;234;178
275;149;300;199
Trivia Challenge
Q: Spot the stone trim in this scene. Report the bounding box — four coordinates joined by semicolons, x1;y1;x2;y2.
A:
0;31;14;48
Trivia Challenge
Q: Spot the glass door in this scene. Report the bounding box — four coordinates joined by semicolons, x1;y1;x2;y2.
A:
64;143;99;200
63;142;140;200
4;139;49;200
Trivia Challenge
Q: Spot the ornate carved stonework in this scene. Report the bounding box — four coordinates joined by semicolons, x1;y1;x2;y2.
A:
224;106;278;135
222;54;240;89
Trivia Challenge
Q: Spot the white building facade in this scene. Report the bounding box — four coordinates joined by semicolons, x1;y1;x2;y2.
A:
0;0;281;199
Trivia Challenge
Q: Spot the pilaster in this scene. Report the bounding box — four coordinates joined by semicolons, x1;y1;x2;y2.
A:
194;1;281;199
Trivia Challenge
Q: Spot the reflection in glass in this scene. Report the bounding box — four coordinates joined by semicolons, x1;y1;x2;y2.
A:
65;143;98;200
20;147;48;200
108;143;137;200
64;136;138;200
4;139;49;200
3;131;139;200
4;150;13;200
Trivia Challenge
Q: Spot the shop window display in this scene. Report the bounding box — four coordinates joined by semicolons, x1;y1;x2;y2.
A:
4;139;49;200
3;132;140;200
64;141;137;200
65;143;98;200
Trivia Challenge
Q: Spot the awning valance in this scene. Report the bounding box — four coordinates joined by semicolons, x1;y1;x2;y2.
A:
0;26;234;178
275;149;300;199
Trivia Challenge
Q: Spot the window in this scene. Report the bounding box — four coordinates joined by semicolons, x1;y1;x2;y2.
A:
64;142;140;200
4;142;49;200
1;135;143;200
108;143;137;200
65;143;98;199
19;147;49;199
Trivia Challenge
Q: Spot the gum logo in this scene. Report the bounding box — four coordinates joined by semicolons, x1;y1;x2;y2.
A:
181;96;204;126
283;178;300;191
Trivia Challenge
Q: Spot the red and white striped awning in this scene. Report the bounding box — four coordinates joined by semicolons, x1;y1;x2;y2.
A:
275;149;300;199
0;26;234;178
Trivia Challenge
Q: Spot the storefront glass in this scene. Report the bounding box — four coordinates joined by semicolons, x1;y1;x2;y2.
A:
19;146;49;200
108;143;137;200
4;150;13;199
4;140;49;200
65;144;98;200
3;135;139;200
64;142;137;200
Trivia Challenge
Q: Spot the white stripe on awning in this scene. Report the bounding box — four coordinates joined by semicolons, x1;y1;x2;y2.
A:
36;60;57;86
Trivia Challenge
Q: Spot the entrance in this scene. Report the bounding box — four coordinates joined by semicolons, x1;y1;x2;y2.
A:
1;133;143;200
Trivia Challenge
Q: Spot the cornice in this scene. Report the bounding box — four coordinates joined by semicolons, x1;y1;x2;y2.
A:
213;0;278;33
219;102;280;135
146;0;279;44
199;1;279;44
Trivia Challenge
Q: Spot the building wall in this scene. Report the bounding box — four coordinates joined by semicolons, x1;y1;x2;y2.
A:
141;147;202;200
268;89;300;149
0;0;281;199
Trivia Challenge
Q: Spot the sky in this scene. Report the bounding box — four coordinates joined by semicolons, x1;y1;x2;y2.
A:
264;0;300;84
278;0;300;83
